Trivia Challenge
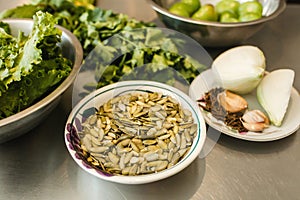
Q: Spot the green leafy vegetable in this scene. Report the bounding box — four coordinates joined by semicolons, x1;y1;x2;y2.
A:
0;0;155;57
80;28;207;94
1;1;209;104
0;11;72;119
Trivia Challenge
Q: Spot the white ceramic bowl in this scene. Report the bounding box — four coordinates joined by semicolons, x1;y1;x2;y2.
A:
0;19;83;143
65;80;206;184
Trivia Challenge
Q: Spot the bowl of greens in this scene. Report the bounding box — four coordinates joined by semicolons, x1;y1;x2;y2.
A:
0;11;83;143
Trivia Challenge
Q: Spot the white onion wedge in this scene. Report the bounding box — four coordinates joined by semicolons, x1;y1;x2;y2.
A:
256;69;295;127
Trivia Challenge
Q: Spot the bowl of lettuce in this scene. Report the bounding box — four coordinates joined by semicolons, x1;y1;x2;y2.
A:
0;11;83;143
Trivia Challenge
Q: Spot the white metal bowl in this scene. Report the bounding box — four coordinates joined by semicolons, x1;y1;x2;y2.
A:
0;19;83;143
65;80;206;184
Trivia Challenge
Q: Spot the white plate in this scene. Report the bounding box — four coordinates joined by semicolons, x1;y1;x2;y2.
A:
189;69;300;142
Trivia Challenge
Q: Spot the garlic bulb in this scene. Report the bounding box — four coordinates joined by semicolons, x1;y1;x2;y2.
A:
241;110;269;132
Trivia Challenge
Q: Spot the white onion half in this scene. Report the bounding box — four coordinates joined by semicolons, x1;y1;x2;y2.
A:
212;45;266;94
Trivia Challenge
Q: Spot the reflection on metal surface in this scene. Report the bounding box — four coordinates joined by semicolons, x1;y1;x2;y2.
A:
73;157;206;199
199;127;221;159
0;0;29;11
97;0;156;22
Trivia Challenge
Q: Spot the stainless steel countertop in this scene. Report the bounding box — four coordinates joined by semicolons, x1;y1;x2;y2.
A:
0;1;299;200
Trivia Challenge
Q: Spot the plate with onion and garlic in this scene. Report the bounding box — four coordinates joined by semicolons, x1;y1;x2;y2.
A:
189;45;300;142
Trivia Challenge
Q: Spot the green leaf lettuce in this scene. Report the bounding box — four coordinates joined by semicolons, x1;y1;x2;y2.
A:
0;11;72;119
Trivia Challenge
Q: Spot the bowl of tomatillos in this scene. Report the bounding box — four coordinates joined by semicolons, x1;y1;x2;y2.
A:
147;0;286;47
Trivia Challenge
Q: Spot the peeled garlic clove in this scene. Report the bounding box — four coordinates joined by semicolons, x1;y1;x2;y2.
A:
242;109;270;124
241;110;269;132
217;90;248;113
241;121;269;132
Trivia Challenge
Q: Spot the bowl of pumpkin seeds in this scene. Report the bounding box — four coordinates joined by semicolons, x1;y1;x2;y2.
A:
65;80;206;184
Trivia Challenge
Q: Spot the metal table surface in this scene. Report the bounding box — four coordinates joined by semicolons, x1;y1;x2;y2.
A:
0;1;299;200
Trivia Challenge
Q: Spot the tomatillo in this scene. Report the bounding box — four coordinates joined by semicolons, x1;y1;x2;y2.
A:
192;4;218;21
239;1;263;17
169;2;190;17
220;11;239;23
182;0;201;13
216;0;240;16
